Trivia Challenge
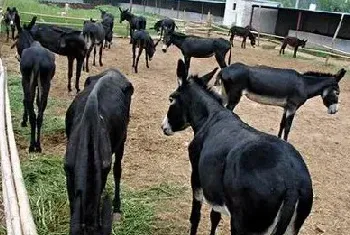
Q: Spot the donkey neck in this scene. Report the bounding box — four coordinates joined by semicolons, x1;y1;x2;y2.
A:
303;75;337;98
171;34;187;49
124;12;134;22
185;84;223;133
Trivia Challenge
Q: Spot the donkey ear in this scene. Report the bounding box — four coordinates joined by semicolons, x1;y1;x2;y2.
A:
176;59;187;86
336;68;346;82
201;67;219;85
119;7;122;12
27;16;37;30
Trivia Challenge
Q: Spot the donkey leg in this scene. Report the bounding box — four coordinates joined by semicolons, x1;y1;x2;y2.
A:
129;28;133;44
293;46;298;58
23;82;36;153
21;98;28;127
132;43;136;68
93;45;97;66
75;58;84;93
11;27;15;41
85;46;93;73
35;84;49;153
145;52;149;68
6;26;10;42
67;57;74;92
283;108;296;141
209;209;222;235
215;53;227;68
189;171;202;235
184;57;191;75
99;44;103;67
113;144;125;221
135;47;143;73
277;110;287;138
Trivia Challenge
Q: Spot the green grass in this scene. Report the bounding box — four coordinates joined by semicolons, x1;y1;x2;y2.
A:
2;74;186;234
3;0;161;36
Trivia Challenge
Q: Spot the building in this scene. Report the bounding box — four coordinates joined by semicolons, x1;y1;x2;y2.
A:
118;0;226;23
223;0;281;27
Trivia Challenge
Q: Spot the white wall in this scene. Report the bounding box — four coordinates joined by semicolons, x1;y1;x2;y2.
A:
289;30;350;53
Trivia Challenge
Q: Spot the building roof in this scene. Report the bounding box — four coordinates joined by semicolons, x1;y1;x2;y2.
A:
251;4;350;16
185;0;226;3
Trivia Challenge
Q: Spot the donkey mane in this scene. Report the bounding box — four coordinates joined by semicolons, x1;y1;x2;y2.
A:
190;76;223;104
303;71;336;77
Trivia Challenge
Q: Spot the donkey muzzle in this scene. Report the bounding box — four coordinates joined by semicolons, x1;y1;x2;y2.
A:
162;44;167;53
327;104;338;114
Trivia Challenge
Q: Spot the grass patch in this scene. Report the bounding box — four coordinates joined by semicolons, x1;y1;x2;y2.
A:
21;155;184;235
3;0;161;36
7;74;67;141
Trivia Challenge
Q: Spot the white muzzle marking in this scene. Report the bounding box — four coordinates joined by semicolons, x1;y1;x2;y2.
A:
161;117;174;136
10;20;13;25
328;104;338;114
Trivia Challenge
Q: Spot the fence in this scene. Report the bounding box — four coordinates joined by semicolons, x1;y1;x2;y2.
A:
0;59;38;235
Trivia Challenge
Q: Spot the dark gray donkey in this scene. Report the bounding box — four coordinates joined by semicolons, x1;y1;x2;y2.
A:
216;62;346;140
3;7;19;41
162;31;231;74
131;30;159;73
161;59;313;235
100;9;114;49
13;16;56;152
83;18;105;72
119;7;146;44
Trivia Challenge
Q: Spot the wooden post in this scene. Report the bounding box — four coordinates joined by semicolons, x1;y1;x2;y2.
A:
249;5;255;28
201;3;204;21
129;0;133;11
296;11;302;37
257;5;261;46
207;11;212;38
325;13;344;64
177;0;180;19
5;75;38;235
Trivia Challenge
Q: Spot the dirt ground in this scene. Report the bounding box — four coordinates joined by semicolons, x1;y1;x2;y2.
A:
1;37;350;235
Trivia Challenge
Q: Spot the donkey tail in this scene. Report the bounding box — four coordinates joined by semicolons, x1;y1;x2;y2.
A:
228;46;232;65
271;189;299;235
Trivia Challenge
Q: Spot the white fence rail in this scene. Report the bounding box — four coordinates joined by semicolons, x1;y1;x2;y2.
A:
0;59;37;235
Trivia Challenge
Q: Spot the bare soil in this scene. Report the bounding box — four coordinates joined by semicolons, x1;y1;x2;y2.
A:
1;37;350;235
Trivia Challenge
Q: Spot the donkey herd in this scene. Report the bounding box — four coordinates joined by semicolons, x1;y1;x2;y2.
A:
3;5;347;235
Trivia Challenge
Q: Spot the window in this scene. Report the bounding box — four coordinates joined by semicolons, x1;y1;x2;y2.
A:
233;3;237;10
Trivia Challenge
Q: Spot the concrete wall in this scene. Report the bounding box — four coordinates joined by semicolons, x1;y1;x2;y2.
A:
251;8;278;34
223;0;280;28
289;30;350;53
119;3;223;23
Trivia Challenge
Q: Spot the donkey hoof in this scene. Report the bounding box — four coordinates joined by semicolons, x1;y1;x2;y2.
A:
21;122;27;127
29;146;36;153
35;147;42;153
113;213;122;222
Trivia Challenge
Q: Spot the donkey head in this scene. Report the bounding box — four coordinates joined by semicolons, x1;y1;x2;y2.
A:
119;7;131;23
12;15;37;58
147;39;160;60
162;32;173;53
5;7;18;28
322;68;346;114
299;39;307;48
161;59;218;135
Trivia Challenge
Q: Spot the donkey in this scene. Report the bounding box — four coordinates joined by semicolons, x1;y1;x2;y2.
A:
161;59;313;235
65;69;133;234
131;30;159;73
13;16;56;153
119;7;146;44
83;19;105;72
23;17;86;93
100;9;114;49
153;18;177;40
3;7;19;41
216;63;346;140
229;25;256;48
280;36;307;58
163;32;231;73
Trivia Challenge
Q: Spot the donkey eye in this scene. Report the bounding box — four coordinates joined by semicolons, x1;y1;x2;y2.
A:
169;97;176;104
